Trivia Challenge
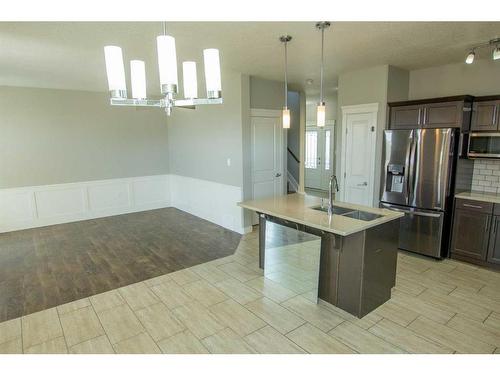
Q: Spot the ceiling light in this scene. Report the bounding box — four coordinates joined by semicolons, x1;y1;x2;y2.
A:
104;46;127;98
316;21;331;127
464;38;500;64
493;46;500;61
280;35;292;129
465;50;475;64
130;60;147;99
103;22;223;116
203;49;222;99
182;61;198;99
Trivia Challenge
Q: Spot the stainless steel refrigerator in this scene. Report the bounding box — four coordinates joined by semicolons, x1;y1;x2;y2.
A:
380;128;462;258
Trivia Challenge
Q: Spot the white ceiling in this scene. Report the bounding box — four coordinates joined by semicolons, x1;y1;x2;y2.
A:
1;22;499;95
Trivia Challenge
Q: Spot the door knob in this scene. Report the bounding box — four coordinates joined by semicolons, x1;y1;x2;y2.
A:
357;182;368;186
275;173;282;177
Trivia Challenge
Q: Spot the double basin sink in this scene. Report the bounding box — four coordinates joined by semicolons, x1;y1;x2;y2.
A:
311;205;383;221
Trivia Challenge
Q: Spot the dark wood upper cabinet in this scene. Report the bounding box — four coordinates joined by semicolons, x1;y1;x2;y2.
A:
423;101;466;128
471;100;499;132
487;216;500;265
451;207;490;261
388;96;473;131
390;105;423;129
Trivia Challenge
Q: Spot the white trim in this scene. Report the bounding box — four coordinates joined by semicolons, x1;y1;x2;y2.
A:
169;174;246;234
0;174;249;235
340;103;378;206
0;175;170;233
250;108;282;118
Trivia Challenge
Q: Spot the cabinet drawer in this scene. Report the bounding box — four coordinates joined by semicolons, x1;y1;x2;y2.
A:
455;198;493;213
494;204;500;216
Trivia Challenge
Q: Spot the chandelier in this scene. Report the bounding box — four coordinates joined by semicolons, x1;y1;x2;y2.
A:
103;22;223;116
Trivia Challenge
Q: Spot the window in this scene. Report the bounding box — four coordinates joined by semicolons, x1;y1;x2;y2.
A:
305;130;318;169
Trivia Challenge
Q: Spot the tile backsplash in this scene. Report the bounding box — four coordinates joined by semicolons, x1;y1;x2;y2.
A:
472;159;500;193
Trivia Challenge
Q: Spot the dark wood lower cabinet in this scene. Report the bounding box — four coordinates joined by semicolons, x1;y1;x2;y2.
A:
487;216;500;265
451;198;500;270
451;208;490;261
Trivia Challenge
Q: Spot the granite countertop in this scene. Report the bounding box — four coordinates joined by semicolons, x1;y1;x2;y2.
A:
455;191;500;204
238;193;403;237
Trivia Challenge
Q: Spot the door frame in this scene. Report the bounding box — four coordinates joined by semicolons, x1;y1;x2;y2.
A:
250;108;287;199
339;103;378;206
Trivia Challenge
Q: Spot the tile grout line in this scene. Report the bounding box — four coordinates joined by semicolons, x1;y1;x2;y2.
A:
88;294;116;354
55;307;70;354
116;286;163;353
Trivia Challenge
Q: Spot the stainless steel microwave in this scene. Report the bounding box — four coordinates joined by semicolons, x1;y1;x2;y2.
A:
468;133;500;158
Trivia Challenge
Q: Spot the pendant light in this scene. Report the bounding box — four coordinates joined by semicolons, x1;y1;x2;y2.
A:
280;35;292;129
316;21;330;127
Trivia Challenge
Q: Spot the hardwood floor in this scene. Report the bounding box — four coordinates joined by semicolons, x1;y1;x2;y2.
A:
0;208;242;323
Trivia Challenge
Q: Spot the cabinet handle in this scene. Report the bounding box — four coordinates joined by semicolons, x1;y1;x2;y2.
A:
493;217;497;234
485;216;491;234
463;203;483;209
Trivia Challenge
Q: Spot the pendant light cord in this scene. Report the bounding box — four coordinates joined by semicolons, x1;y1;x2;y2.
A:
320;27;324;104
284;40;288;108
163;21;167;36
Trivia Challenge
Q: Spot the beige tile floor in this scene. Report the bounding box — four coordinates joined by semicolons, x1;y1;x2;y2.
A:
1;227;500;354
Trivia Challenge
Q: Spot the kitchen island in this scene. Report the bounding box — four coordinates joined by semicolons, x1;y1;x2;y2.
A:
238;193;403;318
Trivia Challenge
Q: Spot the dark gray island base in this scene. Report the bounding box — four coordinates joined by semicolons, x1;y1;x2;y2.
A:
258;213;400;318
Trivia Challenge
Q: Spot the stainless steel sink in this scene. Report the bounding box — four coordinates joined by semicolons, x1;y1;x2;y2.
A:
311;205;354;215
341;210;383;221
311;205;383;221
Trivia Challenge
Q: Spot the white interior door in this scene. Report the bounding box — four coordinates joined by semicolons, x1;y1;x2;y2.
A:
341;111;376;206
305;125;334;191
251;115;284;223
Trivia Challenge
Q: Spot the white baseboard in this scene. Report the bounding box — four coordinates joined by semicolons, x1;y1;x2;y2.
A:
0;175;170;233
0;174;247;235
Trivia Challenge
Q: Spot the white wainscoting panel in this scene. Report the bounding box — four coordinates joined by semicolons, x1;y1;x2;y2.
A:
0;174;249;234
133;176;170;208
35;187;87;219
169;174;249;234
0;175;170;233
0;190;34;223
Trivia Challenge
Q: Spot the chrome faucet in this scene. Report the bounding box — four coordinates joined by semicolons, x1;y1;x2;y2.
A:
328;174;339;216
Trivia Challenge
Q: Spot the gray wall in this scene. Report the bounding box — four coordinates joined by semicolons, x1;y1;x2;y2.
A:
337;65;389;205
306;93;338;123
168;69;244;188
336;65;409;205
0;86;169;189
250;76;285;110
409;59;500;99
387;66;410;103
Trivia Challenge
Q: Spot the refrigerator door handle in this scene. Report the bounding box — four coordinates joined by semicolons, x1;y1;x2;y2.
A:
407;133;417;205
381;204;442;218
